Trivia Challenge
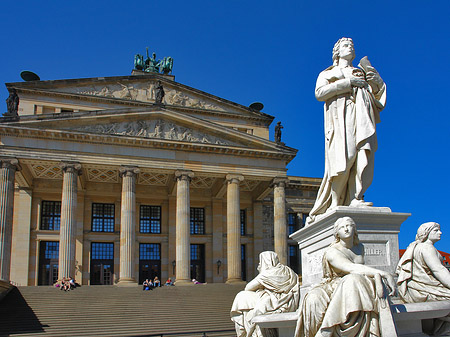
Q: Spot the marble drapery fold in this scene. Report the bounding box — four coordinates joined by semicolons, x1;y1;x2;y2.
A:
231;251;299;337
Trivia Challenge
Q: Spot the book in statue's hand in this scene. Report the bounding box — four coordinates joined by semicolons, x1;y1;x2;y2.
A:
358;56;372;73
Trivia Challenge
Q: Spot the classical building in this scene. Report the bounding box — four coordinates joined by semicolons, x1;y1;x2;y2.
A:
0;69;319;286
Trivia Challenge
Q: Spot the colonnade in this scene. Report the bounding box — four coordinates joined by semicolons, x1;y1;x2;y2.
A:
0;159;289;284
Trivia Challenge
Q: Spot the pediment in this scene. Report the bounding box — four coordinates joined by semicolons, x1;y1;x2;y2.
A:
9;75;272;121
63;117;240;146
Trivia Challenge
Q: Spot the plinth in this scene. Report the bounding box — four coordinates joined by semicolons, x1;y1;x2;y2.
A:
290;206;410;295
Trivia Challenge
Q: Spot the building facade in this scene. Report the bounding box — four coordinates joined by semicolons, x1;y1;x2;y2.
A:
0;71;319;286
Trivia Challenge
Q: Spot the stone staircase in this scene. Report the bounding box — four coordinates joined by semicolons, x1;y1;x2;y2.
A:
0;284;244;336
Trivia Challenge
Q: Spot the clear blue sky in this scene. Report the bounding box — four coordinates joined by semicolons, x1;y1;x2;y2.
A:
1;1;449;250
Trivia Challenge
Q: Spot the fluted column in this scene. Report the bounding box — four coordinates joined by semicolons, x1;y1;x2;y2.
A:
0;158;20;281
226;174;244;283
175;170;194;285
273;177;289;265
58;162;81;280
118;166;140;285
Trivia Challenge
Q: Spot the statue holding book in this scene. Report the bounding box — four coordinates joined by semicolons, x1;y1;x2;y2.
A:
307;37;387;224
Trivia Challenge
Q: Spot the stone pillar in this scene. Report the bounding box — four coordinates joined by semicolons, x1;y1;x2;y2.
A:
0;158;20;281
226;174;244;283
58;162;81;280
273;177;289;265
175;170;194;285
118;166;140;286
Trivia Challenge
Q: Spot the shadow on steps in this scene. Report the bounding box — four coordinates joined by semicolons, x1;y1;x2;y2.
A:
0;287;46;336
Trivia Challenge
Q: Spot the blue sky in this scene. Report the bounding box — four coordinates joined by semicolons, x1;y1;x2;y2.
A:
0;1;449;250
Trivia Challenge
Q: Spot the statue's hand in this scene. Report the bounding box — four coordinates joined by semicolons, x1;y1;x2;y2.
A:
383;273;397;297
350;77;369;89
365;68;384;92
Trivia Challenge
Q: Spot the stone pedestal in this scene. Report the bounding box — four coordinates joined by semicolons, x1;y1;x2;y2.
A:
290;206;410;294
58;162;81;281
118;166;139;286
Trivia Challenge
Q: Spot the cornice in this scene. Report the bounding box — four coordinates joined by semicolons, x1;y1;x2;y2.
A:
0;125;297;161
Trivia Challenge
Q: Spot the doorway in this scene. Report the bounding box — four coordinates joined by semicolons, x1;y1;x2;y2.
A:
190;244;205;283
139;243;161;284
38;241;59;285
90;242;114;285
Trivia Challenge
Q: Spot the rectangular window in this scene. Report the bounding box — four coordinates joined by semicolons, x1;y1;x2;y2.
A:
240;210;246;236
40;201;61;230
44;241;59;260
91;242;114;260
289;245;299;274
241;244;247;281
190;208;205;235
139;205;161;234
139;243;161;260
288;213;298;235
92;203;115;232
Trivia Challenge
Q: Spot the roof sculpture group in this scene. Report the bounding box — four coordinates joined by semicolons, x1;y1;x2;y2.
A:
134;48;173;75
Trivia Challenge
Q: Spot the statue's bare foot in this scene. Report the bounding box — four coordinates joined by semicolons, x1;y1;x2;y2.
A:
349;199;373;208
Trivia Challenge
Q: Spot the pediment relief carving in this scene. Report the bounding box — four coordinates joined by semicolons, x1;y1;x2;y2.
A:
56;82;226;111
66;119;238;146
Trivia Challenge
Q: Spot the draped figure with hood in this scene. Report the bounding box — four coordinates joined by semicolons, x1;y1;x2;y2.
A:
230;251;299;337
308;38;386;223
397;222;450;336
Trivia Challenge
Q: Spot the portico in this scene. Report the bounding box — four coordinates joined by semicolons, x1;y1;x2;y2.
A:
0;72;305;286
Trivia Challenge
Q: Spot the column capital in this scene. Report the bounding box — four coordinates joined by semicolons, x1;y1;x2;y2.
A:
272;177;289;188
226;174;244;185
119;166;140;178
0;157;21;171
60;161;82;175
175;170;194;182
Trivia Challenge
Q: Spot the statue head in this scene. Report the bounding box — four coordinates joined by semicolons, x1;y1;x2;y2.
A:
333;216;359;245
416;222;441;243
257;251;280;272
332;37;355;65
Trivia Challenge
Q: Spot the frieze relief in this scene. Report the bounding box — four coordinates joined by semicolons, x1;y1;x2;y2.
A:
68;119;236;145
57;82;226;111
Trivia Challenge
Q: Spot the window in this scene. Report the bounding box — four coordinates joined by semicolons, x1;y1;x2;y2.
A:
288;213;298;235
92;203;115;232
40;201;61;230
190;208;205;234
140;243;161;260
91;242;114;260
289;245;299;274
240;210;246;236
140;205;161;233
241;244;247;281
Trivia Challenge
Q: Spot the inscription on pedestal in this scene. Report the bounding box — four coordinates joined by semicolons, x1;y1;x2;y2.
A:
362;243;387;266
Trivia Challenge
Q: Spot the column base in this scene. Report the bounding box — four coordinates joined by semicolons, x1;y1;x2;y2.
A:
117;278;138;287
226;278;246;285
174;279;195;286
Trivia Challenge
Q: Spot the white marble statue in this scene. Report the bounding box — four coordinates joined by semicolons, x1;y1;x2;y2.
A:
230;251;299;337
397;222;450;335
307;38;387;224
295;216;396;337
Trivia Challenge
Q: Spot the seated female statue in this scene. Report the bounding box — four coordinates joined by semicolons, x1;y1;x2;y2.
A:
295;216;396;337
397;222;450;335
230;251;299;337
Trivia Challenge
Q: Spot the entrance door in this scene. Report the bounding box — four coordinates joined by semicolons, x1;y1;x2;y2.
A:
190;244;205;283
139;243;161;284
38;241;59;285
90;242;114;285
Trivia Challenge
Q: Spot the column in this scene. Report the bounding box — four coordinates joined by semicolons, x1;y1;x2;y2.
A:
273;177;289;265
226;174;244;283
118;166;140;285
58;162;81;280
0;158;20;281
175;170;194;285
